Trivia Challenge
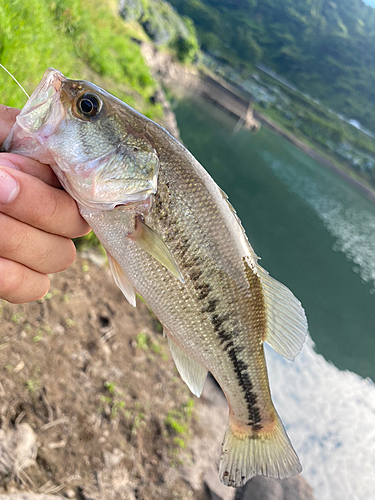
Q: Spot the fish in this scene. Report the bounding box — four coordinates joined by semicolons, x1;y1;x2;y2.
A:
2;68;308;487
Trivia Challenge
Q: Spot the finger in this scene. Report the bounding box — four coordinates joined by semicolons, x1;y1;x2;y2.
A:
0;153;61;188
0;166;90;238
0;213;77;274
0;152;60;187
0;105;19;144
0;257;50;304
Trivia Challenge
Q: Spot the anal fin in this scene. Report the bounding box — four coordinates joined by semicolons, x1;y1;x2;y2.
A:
108;254;136;307
166;332;207;397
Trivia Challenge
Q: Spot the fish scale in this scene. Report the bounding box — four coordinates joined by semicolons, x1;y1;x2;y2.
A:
4;68;308;488
88;155;277;432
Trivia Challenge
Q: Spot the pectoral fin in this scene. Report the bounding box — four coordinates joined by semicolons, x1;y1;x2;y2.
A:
108;253;137;307
131;218;184;283
166;332;207;397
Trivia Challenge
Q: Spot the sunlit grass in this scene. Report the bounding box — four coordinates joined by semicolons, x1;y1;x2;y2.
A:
0;0;161;119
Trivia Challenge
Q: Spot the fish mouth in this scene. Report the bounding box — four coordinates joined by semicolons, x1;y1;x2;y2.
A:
15;68;65;137
40;68;65;91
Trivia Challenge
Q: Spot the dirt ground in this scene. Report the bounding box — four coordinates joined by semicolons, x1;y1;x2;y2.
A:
0;249;230;500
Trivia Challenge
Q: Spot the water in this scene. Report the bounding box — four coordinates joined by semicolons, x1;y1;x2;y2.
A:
173;97;375;499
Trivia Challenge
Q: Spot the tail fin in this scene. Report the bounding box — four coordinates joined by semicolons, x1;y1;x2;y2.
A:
219;414;301;487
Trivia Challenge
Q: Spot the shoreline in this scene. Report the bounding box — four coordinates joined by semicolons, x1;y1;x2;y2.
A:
141;43;375;203
254;110;375;204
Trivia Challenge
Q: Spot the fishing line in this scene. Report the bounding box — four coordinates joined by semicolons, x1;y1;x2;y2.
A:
0;63;29;98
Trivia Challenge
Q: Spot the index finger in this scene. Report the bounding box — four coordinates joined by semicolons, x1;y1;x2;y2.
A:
0;152;60;187
0;165;90;239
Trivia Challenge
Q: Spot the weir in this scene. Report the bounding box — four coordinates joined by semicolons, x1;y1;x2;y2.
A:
200;73;260;132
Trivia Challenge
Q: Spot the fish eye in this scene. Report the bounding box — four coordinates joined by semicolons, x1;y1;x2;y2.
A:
76;93;102;118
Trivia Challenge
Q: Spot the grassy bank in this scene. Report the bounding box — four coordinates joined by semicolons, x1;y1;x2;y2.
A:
0;0;161;119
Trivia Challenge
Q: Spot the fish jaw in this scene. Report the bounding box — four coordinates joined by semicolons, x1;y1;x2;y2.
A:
16;68;64;136
3;68;66;164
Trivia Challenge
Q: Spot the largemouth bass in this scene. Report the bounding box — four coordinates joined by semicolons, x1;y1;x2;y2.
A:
3;69;308;487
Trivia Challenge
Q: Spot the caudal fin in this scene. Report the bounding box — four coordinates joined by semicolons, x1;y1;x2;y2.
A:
219;414;301;488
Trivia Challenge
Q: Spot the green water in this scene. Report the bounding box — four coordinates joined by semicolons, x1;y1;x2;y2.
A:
174;97;375;381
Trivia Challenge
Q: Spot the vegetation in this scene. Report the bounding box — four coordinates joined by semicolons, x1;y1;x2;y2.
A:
100;381;127;420
119;0;199;63
0;0;161;117
168;0;375;132
165;398;195;449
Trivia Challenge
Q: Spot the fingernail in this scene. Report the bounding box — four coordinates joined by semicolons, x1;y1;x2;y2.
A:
0;168;19;204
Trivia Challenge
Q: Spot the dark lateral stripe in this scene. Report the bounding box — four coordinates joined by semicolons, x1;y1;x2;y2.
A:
217;330;232;345
209;312;262;428
154;193;262;428
227;346;262;428
201;298;218;314
211;313;230;331
190;269;202;281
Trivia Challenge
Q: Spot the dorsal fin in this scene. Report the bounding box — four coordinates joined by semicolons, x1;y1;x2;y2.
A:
219;188;260;262
220;188;307;360
258;265;308;360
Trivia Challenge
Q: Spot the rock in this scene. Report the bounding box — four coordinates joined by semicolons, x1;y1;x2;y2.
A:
0;423;37;477
118;0;144;22
234;475;315;500
119;0;191;47
141;42;200;90
103;448;125;468
204;469;235;500
180;376;235;500
52;323;65;335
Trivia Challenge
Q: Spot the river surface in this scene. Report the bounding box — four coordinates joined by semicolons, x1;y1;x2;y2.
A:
173;97;375;499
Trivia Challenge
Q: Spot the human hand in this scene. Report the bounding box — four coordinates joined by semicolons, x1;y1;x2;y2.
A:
0;104;90;303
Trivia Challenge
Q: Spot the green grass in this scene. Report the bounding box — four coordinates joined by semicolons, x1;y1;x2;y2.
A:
135;331;165;357
165;398;195;449
100;380;127;420
0;0;162;120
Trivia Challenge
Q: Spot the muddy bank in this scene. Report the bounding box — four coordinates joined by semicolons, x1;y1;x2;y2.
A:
0;251;229;500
